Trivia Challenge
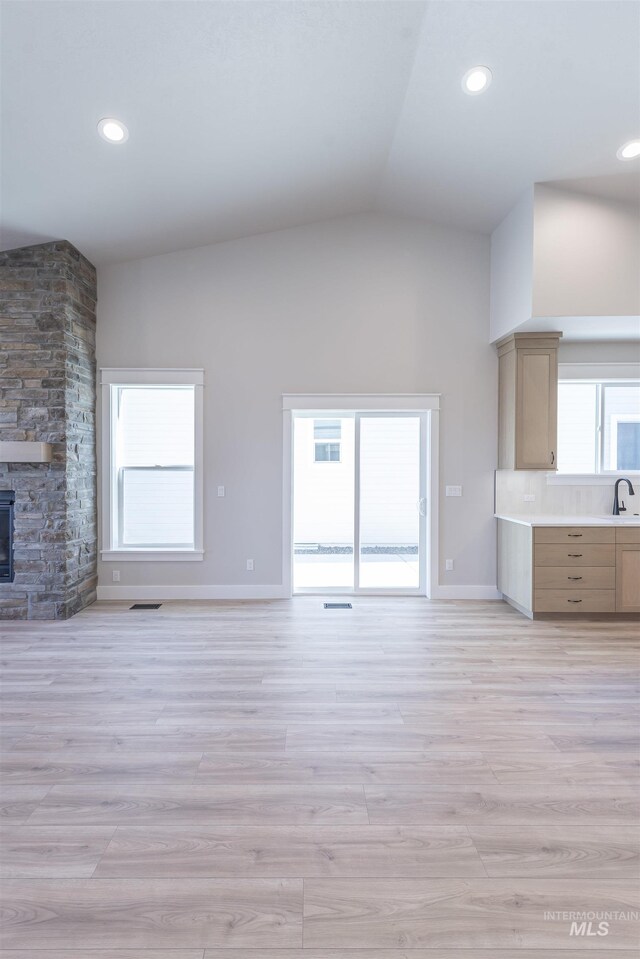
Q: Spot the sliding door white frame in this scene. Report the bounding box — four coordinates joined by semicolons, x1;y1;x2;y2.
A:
282;394;440;598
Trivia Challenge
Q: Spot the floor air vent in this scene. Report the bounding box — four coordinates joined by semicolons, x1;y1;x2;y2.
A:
130;603;162;610
324;602;352;609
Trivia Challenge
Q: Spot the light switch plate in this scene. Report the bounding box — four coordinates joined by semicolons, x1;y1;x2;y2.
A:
246;559;254;571
217;486;225;497
445;559;454;571
445;485;462;497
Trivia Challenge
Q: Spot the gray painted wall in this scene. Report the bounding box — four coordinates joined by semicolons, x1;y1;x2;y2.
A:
96;212;496;595
489;188;534;343
533;184;640;319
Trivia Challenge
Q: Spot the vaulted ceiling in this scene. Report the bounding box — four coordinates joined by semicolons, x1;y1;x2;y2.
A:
2;0;638;264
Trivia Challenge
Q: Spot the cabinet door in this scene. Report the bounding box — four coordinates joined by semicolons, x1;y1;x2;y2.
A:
516;348;557;470
616;544;640;612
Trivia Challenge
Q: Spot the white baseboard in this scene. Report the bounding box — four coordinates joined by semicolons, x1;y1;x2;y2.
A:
430;585;502;600
97;583;501;602
96;584;289;601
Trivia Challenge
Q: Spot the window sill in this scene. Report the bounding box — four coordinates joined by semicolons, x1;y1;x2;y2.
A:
101;550;204;562
547;473;640;486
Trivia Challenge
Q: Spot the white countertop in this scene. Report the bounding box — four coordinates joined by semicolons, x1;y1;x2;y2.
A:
496;513;640;527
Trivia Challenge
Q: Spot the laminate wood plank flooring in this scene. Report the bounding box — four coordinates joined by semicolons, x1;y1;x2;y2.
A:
399;703;640;725
365;783;640;824
27;784;369;825
0;953;205;959
0;785;51;823
94;824;485;878
303;878;639;949
468;825;640;878
284;723;558;751
0;705;167;724
0;752;206;783
11;724;289;750
0;826;116;877
158;703;406;724
1;596;638;953
488;753;640;784
0;878;303;949
198;953;639;959
194;754;498;784
1;953;636;959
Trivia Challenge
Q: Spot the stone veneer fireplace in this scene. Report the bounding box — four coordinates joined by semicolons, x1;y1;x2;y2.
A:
0;241;97;619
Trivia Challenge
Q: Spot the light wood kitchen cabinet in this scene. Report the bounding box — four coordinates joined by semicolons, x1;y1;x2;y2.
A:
615;527;640;613
497;520;640;618
496;331;562;470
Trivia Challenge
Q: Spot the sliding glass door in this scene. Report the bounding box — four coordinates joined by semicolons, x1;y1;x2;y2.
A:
293;414;355;590
358;415;422;590
293;411;426;594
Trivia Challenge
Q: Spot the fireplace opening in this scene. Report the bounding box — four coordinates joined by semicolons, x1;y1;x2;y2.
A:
0;491;15;583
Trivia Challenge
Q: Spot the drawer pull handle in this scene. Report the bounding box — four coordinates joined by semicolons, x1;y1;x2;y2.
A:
568;576;583;581
568;599;583;604
568;533;583;537
568;554;583;557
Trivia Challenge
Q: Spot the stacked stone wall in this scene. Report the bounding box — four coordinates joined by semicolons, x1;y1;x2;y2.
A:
0;241;97;619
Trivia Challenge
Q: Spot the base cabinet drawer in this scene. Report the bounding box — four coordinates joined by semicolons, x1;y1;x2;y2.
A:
617;527;640;545
534;544;615;567
534;566;615;590
535;527;615;545
534;589;616;613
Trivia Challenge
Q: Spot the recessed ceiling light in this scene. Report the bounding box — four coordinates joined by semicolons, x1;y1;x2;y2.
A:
617;139;640;160
97;118;129;144
462;66;492;95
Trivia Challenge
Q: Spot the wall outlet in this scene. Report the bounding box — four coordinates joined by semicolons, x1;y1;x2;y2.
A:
217;486;225;497
112;570;120;582
445;559;454;571
445;485;462;497
246;559;254;571
524;493;536;502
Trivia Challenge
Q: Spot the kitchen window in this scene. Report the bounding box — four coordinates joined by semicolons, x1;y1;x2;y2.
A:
557;380;640;474
100;369;204;560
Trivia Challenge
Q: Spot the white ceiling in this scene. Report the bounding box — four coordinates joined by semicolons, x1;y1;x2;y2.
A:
1;0;639;264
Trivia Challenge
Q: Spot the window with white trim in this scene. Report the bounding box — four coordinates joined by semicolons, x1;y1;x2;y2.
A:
101;370;203;559
557;380;640;473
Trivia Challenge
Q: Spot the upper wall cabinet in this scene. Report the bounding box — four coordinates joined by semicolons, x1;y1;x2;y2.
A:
497;332;562;470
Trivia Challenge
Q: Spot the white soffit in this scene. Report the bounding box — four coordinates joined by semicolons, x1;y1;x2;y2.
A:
518;316;640;342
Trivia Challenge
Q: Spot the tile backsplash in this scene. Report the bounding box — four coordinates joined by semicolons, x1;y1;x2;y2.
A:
495;470;639;517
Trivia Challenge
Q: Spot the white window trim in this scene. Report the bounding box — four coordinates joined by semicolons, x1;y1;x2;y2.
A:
283;393;441;412
552;370;640;483
100;368;204;562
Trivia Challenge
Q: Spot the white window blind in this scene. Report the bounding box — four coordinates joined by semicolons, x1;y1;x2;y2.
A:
114;385;195;549
557;380;640;474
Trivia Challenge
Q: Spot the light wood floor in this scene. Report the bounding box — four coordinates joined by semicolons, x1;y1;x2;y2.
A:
0;597;638;956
